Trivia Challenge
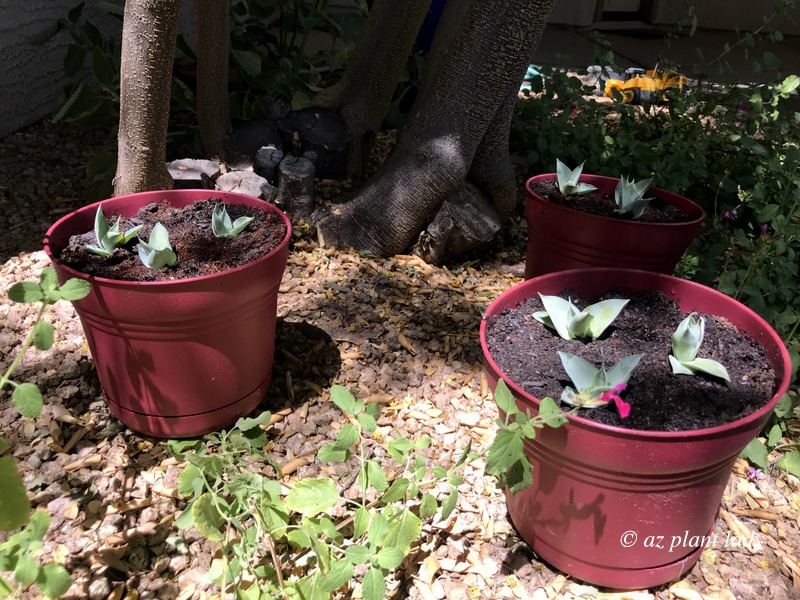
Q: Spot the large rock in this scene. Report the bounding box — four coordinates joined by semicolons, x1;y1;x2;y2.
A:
167;158;221;189
215;171;277;202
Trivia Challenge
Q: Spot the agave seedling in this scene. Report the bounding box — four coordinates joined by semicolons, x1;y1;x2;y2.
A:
137;223;178;269
533;294;629;341
555;159;598;196
669;313;730;381
614;176;654;218
85;205;143;256
211;204;254;238
559;352;641;417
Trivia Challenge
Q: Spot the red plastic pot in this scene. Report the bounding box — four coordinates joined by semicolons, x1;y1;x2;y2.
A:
44;190;291;438
525;174;704;279
480;268;792;589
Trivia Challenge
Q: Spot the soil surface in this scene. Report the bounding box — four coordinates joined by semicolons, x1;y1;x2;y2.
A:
57;199;288;282
484;289;776;431
1;121;799;600
530;178;691;223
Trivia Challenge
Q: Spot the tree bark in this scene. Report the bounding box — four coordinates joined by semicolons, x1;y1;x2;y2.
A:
312;0;432;178
315;0;555;257
115;0;181;196
196;0;230;159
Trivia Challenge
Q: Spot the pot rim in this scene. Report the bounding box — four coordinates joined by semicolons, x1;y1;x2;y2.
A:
43;189;292;287
480;267;792;439
526;173;705;227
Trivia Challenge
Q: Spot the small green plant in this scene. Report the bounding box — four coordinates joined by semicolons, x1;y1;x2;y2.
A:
0;512;72;598
170;385;470;599
137;223;178;269
211;204;254;238
85;205;143;256
555;159;598;196
614;175;654;218
533;294;629;341
558;351;640;417
485;380;568;493
1;267;89;597
669;313;730;381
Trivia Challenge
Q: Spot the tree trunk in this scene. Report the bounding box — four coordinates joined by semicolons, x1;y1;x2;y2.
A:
196;0;230;159
312;0;432;178
115;0;181;196
315;0;555;257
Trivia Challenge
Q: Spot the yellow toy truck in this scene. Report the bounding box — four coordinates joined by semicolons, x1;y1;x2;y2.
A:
604;67;689;104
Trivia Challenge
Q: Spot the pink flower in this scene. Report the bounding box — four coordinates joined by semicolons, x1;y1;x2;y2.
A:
600;383;630;418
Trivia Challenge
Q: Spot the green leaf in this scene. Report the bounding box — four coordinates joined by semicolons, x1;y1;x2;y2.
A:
353;506;370;538
232;49;262;77
387;437;413;462
383;509;422;551
14;553;38;586
334;423;359;450
767;423;783;447
680;357;731;382
419;493;438;519
486;429;523;477
7;282;43;303
286;478;340;517
361;460;388;492
330;385;357;415
345;544;372;564
367;512;388;546
439;485;458;521
375;547;405;569
56;278;90;302
33;320;55;351
0;457;31;530
493;380;517;417
778;74;799;95
36;563;71;599
91;46;117;87
321;559;354;593
177;464;204;497
26;511;51;542
776;451;800;478
584;298;630;339
538;397;567;428
763;51;781;71
174;505;195;530
357;412;377;433
317;443;348;462
235;411;273;431
380;478;410;504
12;384;44;419
361;566;386;600
191;493;225;542
740;438;768;469
287;529;312;548
0;577;12;596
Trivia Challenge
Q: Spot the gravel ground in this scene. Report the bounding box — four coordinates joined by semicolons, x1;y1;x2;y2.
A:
1;121;799;599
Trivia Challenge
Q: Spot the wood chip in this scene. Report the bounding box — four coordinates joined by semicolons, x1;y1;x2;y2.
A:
63;454;102;472
732;507;780;521
281;455;313;476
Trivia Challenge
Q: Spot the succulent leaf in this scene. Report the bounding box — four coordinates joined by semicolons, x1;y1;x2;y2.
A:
212;204;254;238
614;176;654;218
86;205;142;256
137;222;178;269
536;294;628;341
555;159;598;196
559;352;640;409
669;313;729;380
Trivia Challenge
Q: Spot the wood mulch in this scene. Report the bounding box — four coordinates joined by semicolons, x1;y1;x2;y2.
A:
0;121;798;599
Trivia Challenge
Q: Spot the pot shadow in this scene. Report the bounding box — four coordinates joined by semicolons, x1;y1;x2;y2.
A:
259;318;342;412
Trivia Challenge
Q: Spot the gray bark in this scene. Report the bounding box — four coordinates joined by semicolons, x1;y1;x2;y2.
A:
316;0;555;257
312;0;432;178
115;0;181;196
196;0;230;159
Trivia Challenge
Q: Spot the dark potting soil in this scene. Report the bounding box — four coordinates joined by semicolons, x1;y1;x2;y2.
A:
484;290;776;431
58;199;288;282
530;178;691;224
